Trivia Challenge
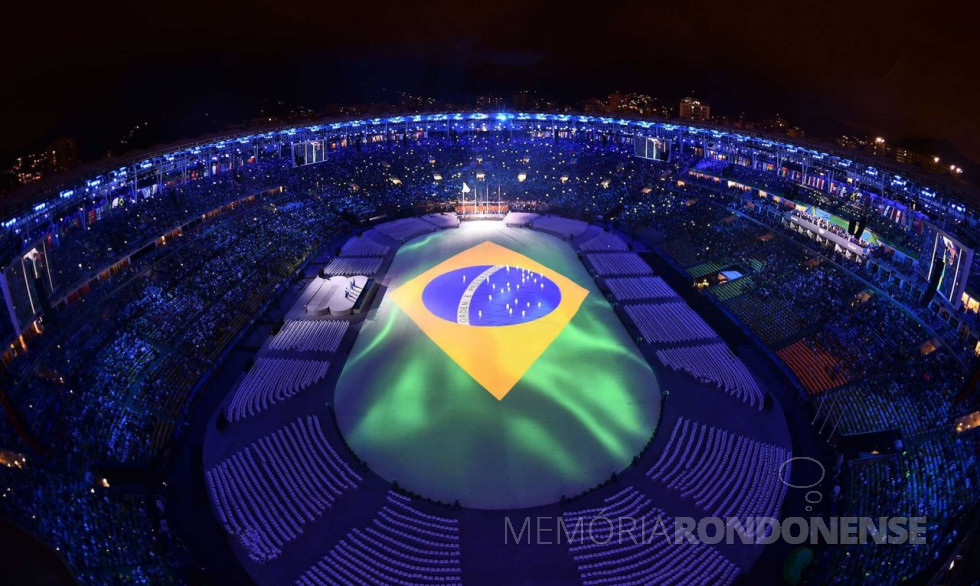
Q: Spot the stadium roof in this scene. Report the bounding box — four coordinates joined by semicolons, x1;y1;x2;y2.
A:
2;110;978;219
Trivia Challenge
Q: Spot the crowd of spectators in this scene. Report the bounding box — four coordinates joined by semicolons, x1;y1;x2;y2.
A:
0;129;976;584
830;432;978;585
788;208;870;249
648;165;979;584
0;185;343;581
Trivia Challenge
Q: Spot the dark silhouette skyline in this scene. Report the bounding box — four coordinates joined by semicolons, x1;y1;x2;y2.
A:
1;0;976;165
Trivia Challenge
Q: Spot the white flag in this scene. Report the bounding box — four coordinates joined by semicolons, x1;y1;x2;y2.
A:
462;182;471;194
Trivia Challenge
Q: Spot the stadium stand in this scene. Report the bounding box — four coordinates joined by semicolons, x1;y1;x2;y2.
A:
655;344;764;408
226;358;330;421
604;276;679;301
269;320;349;353
294;491;460;586
648;417;790;533
563;486;740;586
624;302;719;344
323;257;383;277
530;216;589;238
374;218;436;243
206;415;362;562
0;116;977;586
340;236;390;257
579;231;629;252
585;253;653;277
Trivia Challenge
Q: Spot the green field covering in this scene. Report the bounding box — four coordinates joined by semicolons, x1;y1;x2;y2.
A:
334;223;661;509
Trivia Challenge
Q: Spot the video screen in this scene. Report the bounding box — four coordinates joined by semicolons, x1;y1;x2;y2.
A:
921;224;974;308
292;140;327;166
634;136;672;162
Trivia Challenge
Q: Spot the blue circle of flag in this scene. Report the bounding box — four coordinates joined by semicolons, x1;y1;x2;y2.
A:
421;264;562;326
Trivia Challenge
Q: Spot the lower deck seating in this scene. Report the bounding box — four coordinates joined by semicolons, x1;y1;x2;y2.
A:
563;486;740;586
708;277;755;302
530;216;589;238
420;213;460;229
687;261;729;280
504;211;540;226
604;276;678;301
295;491;461;585
662;238;702;268
374;218;436;242
580;231;629;252
830;433;980;585
819;378;957;438
324;257;383;277
655;343;764;408
624;302;718;344
206;415;362;562
725;295;809;347
341;236;390;257
270;320;349;353
777;341;849;395
227;358;330;421
586;252;653;276
648;417;789;534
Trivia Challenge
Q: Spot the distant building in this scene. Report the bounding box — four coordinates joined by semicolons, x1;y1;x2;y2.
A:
512;91;561;112
475;95;505;111
679;97;710;122
1;137;78;195
48;137;78;173
733;112;755;130
894;148;929;166
512;91;534;111
762;114;804;138
581;99;609;114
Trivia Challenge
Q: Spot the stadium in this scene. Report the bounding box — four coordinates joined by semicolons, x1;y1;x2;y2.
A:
0;112;979;586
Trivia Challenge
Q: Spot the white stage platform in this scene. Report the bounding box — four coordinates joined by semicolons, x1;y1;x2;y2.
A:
420;213;461;229
504;211;540;226
305;275;371;317
530;216;589;238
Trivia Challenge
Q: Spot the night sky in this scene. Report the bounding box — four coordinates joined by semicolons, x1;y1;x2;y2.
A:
1;0;977;165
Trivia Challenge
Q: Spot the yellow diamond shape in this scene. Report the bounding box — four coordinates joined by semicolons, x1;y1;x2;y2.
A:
389;241;588;400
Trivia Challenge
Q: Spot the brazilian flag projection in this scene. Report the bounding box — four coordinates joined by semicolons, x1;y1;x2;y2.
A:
334;225;661;509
